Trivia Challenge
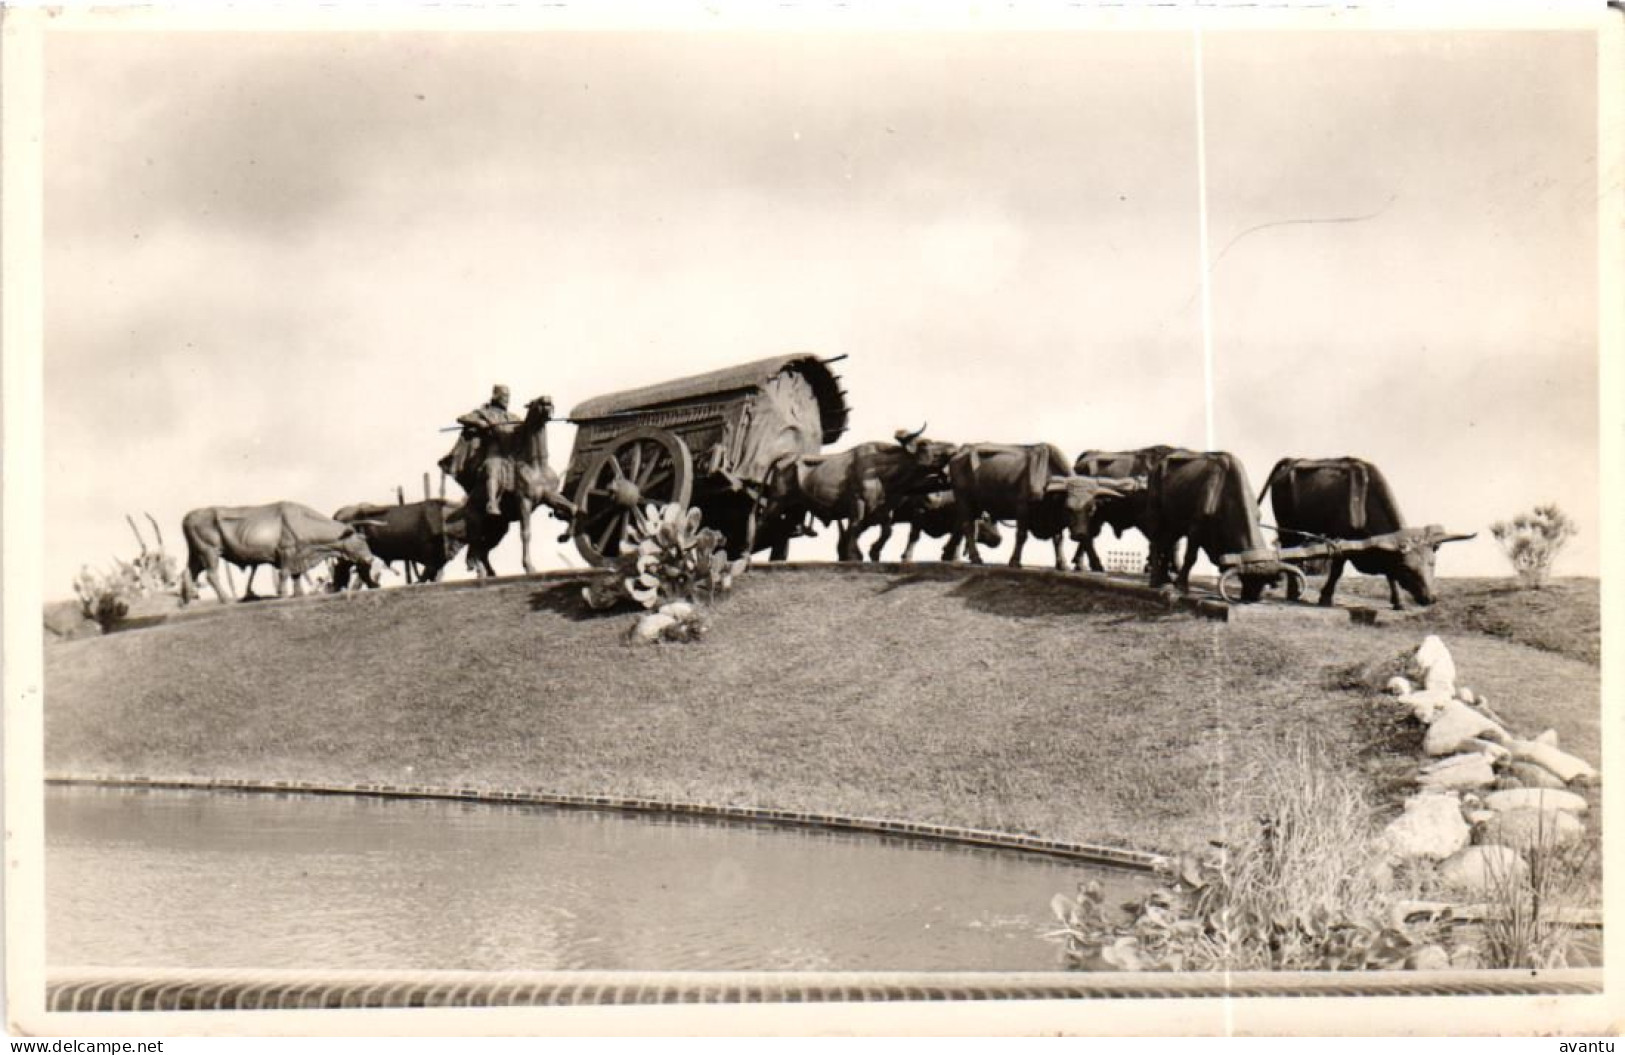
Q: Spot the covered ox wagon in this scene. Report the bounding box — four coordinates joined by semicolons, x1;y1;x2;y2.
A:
563;353;850;565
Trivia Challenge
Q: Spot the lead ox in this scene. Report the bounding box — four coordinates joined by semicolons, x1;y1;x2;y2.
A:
1257;456;1475;609
180;502;381;605
947;443;1129;570
1071;444;1182;572
765;425;959;562
1145;451;1300;602
331;499;468;589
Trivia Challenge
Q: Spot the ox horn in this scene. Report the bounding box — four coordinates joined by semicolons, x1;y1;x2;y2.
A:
896;422;927;446
1424;524;1477;545
125;514;149;556
1083;481;1125;500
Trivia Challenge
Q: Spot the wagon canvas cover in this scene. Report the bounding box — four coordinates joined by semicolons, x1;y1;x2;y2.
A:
568;353;849;486
569;354;847;438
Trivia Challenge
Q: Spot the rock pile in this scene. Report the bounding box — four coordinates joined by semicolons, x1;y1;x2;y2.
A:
628;600;709;644
1378;635;1599;898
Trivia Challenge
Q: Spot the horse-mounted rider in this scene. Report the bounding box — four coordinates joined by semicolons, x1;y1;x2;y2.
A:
433;388;571;577
439;384;523;513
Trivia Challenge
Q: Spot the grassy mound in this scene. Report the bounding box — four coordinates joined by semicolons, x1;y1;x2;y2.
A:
1338;576;1601;666
44;568;1600;853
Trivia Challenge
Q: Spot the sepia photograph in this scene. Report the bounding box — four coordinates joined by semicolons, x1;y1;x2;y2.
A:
4;3;1620;1038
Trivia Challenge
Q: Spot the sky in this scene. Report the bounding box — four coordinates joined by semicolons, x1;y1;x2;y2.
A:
38;26;1605;597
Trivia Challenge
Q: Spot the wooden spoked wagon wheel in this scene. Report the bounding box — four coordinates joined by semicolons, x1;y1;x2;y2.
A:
571;426;694;566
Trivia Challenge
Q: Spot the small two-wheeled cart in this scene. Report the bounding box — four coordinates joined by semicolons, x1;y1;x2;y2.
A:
1214;531;1417;603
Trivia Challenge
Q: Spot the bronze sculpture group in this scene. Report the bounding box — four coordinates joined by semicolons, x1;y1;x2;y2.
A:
177;357;1473;611
438;387;576;577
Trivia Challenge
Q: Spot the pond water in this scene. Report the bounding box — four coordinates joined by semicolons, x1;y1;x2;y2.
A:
47;786;1148;972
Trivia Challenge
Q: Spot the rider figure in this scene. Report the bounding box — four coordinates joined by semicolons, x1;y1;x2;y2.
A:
440;384;521;515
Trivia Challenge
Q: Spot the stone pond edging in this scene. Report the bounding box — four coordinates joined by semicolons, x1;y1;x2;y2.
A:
44;964;1603;1011
46;773;1169;874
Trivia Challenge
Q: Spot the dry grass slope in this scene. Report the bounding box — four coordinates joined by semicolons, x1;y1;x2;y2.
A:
1338;576;1600;666
45;569;1601;854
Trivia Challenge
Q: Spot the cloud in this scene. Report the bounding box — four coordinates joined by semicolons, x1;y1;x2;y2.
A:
37;28;1604;594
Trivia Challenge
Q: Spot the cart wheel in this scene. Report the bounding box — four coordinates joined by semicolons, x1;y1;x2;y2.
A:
1218;564;1307;603
572;427;694;566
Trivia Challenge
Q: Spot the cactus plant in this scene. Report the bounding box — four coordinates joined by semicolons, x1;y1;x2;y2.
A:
582;503;746;620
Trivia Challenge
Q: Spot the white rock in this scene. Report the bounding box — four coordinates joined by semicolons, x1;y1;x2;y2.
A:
1422;752;1494;774
1414;635;1457;693
1459;738;1510;762
1412;634;1449;668
1479;808;1585;851
1437;846;1529;895
1508;762;1568;790
1399;687;1456;724
658;601;695;620
1482;788;1589;814
1408;944;1451;971
1534;729;1560;747
1417;755;1497;790
1382;793;1470;861
1507;740;1598;784
632;612;677;642
1463;809;1496;826
1386;676;1414;697
1424;700;1507;756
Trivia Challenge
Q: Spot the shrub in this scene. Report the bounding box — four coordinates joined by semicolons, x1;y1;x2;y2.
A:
582;503;746;613
1050;739;1445;971
72;555;180;630
73;566;136;631
1490;504;1577;588
71;519;183;631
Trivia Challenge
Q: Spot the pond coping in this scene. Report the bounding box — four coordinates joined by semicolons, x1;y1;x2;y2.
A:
46;773;1171;874
43;964;1603;1010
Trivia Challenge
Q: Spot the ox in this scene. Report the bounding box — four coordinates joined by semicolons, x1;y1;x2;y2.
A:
180;502;381;605
1144;451;1299;602
331;499;468;590
860;490;1004;563
1257;457;1475;609
764;425;959;562
1071;444;1182;573
947;443;1129;570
